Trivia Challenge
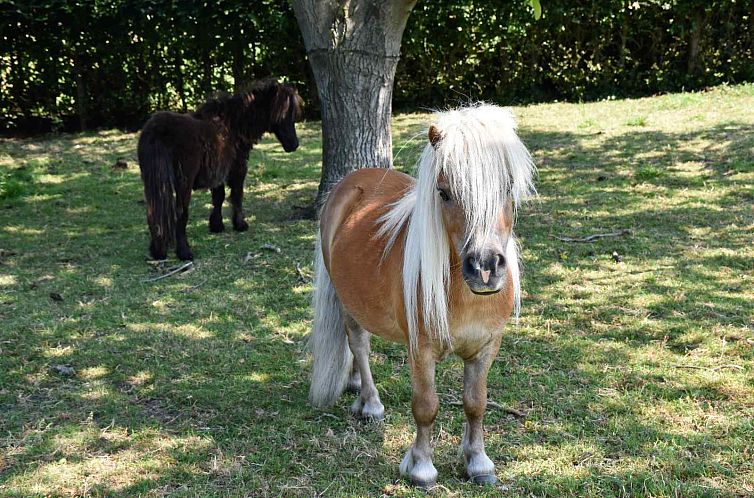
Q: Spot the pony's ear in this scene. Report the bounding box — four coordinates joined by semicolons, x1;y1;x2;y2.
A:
241;93;255;107
428;124;442;148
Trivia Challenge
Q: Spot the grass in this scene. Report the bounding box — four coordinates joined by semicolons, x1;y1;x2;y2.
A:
1;84;753;497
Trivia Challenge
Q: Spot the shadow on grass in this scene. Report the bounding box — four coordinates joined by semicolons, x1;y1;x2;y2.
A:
0;115;752;495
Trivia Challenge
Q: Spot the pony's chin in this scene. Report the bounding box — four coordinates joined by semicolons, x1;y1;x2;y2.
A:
467;286;502;296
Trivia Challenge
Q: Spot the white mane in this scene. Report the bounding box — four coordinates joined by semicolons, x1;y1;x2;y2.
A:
377;104;536;351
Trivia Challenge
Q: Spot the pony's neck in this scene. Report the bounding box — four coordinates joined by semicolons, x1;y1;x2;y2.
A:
215;97;258;145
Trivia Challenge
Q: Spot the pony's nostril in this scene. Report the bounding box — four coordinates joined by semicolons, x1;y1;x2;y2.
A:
463;255;479;274
494;253;506;270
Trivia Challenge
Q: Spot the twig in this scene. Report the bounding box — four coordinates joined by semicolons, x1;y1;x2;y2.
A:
488;400;528;417
261;243;282;253
317;413;340;420
712;364;744;372
553;229;631;243
674;364;744;372
295;262;309;283
187;278;207;290
143;261;194;282
446;398;527;417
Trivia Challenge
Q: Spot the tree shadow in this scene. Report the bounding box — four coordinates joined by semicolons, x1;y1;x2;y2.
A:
1;111;752;495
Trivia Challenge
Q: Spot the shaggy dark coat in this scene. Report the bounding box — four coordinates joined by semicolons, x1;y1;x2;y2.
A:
138;79;302;260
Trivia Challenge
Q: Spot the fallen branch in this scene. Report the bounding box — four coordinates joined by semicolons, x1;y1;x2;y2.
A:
143;261;194;282
712;364;744;372
445;398;527;417
674;364;744;372
261;243;282;253
553;229;631;243
187;278;207;290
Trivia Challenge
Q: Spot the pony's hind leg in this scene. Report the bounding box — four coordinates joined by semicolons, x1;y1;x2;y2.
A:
209;186;225;233
346;362;361;393
400;346;438;488
227;159;249;232
175;183;194;261
460;336;503;485
345;317;384;420
149;239;167;261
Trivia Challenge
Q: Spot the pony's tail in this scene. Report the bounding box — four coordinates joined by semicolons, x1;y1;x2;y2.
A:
309;232;353;408
138;139;176;259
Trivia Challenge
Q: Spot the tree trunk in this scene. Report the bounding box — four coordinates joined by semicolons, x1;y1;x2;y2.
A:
231;36;245;92
687;11;704;76
73;50;87;131
291;0;417;208
173;48;187;113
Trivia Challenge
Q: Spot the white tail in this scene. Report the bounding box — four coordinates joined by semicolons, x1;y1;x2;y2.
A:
308;233;353;408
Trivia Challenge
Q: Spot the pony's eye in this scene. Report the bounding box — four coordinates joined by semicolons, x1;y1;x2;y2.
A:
437;188;450;202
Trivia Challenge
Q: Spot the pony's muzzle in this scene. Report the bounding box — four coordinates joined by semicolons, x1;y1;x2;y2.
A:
282;138;299;152
462;252;506;294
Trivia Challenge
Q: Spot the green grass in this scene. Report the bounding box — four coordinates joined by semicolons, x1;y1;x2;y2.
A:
1;84;753;497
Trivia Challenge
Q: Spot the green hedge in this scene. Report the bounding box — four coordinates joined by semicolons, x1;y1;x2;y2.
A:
1;1;752;133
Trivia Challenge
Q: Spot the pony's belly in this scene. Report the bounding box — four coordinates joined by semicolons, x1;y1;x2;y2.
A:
321;167;416;345
331;270;408;345
192;167;228;190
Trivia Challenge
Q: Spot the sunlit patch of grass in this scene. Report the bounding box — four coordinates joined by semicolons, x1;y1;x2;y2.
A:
625;116;648;127
634;164;665;182
577;118;599;130
1;89;753;497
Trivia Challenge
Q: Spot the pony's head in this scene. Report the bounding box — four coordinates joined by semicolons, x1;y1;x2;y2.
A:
379;104;536;349
268;83;303;152
426;105;536;295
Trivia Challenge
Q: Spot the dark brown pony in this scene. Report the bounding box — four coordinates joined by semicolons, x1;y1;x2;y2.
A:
138;79;302;260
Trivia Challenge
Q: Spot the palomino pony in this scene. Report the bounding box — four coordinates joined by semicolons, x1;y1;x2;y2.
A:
309;104;536;487
138;79;302;261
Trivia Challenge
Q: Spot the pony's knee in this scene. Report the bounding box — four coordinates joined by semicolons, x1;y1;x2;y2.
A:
412;393;439;425
462;392;487;419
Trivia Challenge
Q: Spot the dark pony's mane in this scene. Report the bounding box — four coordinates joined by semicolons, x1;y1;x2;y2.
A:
193;79;303;145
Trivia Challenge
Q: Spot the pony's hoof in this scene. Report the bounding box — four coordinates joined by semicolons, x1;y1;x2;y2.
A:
149;251;167;261
400;450;438;489
233;220;249;232
209;221;225;233
411;477;437;490
351;398;385;421
469;474;498;486
149;243;167;261
177;249;194;261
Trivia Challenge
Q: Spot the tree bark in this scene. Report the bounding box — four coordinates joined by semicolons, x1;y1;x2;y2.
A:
231;37;245;92
687;11;705;76
173;48;187;113
73;50;87;131
291;0;417;208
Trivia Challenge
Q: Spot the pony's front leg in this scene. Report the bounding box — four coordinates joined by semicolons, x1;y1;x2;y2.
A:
461;335;503;485
400;347;438;488
227;160;249;232
208;186;225;233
